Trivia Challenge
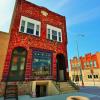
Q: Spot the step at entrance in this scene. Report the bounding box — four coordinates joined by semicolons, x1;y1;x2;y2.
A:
53;81;79;94
4;82;18;100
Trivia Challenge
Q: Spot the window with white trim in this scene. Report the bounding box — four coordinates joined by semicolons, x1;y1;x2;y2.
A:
86;62;89;67
52;30;57;41
19;16;41;37
84;62;87;67
72;64;75;68
27;22;34;34
90;61;93;67
36;25;40;36
47;25;62;42
77;62;81;67
58;32;62;42
93;61;97;67
47;29;51;40
20;20;25;33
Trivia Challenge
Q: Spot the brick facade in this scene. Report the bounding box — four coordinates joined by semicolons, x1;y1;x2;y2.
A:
2;0;68;81
70;52;100;86
70;52;100;70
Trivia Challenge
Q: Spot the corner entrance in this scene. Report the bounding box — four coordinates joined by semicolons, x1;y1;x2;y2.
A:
36;85;47;97
56;54;66;81
8;47;27;81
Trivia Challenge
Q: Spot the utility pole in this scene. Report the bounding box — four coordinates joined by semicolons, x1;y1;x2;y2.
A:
75;34;84;87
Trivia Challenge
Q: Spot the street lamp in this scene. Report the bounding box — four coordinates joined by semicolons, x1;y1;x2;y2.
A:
75;34;84;87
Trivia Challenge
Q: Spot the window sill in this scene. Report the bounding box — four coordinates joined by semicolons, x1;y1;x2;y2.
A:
19;31;40;38
46;39;62;44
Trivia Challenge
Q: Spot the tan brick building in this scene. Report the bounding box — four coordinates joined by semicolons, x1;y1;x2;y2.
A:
70;52;100;86
0;31;9;81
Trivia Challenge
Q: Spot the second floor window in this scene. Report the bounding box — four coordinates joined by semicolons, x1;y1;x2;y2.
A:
72;64;75;68
94;61;97;67
86;62;89;67
52;30;57;41
84;62;86;67
90;61;93;67
58;32;62;42
47;29;50;40
27;22;34;34
36;25;40;36
47;25;62;42
20;20;25;33
19;16;41;37
78;62;81;67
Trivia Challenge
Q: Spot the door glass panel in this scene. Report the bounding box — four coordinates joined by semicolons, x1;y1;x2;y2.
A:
11;56;18;71
20;57;25;70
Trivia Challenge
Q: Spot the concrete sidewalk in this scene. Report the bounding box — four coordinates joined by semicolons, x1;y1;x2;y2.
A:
0;92;100;100
0;86;100;100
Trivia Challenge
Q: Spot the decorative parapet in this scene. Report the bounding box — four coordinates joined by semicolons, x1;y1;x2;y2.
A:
41;10;48;16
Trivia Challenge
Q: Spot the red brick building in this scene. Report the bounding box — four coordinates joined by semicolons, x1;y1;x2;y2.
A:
70;52;100;86
2;0;68;83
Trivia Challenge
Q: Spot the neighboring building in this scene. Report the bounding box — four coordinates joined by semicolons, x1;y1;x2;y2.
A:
1;0;73;97
70;52;100;86
0;31;9;81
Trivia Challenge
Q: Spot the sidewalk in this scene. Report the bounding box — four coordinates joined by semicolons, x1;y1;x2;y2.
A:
0;92;100;100
0;86;100;100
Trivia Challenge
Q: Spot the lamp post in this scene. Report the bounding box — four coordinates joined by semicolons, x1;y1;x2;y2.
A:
75;34;84;87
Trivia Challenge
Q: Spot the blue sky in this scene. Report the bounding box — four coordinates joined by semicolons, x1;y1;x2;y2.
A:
0;0;100;67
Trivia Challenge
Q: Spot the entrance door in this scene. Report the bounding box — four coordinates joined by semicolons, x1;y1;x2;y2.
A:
59;70;64;81
8;47;27;81
36;85;47;97
56;54;66;81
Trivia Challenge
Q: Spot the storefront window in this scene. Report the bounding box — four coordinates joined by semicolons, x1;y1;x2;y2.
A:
32;50;52;78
